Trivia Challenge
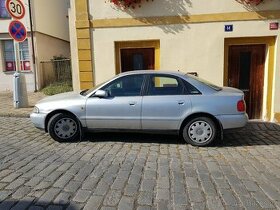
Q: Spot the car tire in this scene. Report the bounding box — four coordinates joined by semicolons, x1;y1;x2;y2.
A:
182;117;217;146
48;113;80;142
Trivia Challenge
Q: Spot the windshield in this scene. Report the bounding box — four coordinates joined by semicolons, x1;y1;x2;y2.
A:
186;74;222;91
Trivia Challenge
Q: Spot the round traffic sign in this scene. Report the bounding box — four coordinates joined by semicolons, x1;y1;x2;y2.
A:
8;20;27;42
5;0;25;19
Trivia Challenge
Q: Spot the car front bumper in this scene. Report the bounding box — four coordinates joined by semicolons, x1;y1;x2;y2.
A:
30;112;47;130
217;113;248;129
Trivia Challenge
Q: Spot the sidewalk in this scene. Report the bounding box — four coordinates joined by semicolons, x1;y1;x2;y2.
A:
0;91;46;118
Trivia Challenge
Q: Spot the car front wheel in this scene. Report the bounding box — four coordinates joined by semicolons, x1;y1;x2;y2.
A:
182;117;217;146
48;113;80;142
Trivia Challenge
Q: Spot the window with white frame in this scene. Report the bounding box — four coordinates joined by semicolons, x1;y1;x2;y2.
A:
0;0;10;18
3;40;31;72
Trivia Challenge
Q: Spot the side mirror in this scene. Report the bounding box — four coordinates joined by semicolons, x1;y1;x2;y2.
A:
94;90;108;98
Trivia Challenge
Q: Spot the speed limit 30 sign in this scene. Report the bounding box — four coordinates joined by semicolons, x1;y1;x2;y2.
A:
5;0;25;19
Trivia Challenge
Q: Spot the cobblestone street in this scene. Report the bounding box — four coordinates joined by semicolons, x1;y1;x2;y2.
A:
0;117;280;210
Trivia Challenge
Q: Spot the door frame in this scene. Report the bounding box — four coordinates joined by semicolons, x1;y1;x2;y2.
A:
224;37;276;121
115;40;160;74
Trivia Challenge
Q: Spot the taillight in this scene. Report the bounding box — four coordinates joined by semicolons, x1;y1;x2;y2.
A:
237;100;246;112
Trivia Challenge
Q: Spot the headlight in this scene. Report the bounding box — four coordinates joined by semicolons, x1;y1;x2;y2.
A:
33;106;39;113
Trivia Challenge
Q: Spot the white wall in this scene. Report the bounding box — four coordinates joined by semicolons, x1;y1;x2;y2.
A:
90;0;280;19
92;20;280;84
0;0;71;92
91;20;280;120
69;0;80;91
31;0;70;41
85;0;280;120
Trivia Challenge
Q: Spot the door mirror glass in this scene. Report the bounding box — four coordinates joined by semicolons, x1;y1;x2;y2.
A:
94;90;108;98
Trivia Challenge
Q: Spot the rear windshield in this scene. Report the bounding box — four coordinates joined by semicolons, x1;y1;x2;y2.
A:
186;74;222;91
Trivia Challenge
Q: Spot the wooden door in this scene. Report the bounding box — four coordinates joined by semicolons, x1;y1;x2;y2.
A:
120;48;154;72
228;44;266;119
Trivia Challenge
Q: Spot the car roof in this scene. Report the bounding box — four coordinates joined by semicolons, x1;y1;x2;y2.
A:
118;70;187;77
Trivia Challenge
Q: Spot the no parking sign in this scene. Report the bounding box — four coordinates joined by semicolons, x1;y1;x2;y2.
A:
8;20;27;42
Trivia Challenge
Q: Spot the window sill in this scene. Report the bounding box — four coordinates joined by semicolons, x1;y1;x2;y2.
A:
3;71;33;74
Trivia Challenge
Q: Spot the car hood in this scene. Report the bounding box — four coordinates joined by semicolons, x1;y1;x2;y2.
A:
38;91;82;103
35;91;86;112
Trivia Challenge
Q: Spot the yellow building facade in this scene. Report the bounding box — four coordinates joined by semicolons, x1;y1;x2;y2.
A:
70;0;280;122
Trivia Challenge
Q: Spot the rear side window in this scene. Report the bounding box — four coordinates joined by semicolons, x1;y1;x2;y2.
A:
186;73;222;91
147;76;184;95
183;80;201;95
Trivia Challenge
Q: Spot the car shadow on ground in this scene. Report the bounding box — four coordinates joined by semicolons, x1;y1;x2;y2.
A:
220;121;280;147
82;121;280;147
0;200;79;210
84;132;184;145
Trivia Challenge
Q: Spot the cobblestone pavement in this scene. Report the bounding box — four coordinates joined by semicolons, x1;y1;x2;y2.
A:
0;117;280;210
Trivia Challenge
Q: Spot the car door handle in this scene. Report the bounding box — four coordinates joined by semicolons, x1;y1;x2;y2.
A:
129;101;137;106
178;100;185;105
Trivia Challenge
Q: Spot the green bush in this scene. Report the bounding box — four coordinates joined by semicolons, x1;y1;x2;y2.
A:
41;81;73;96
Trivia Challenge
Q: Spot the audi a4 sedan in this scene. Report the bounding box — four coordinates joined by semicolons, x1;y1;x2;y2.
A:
31;70;248;146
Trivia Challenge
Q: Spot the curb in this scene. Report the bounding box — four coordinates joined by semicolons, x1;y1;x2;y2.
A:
0;112;30;118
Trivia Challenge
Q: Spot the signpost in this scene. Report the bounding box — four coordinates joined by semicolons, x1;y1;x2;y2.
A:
5;0;28;108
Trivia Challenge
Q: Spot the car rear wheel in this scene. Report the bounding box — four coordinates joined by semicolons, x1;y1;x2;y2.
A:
48;113;80;142
182;117;217;146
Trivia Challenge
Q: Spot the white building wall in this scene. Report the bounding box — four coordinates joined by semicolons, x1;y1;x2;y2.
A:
69;0;80;91
90;0;280;19
92;21;280;85
88;0;280;120
0;0;70;91
31;0;70;41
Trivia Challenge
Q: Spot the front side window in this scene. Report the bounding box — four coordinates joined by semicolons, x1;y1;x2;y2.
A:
148;76;184;95
102;75;144;97
0;0;10;18
3;40;31;72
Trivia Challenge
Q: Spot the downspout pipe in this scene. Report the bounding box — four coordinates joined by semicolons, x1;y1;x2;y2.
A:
28;0;37;92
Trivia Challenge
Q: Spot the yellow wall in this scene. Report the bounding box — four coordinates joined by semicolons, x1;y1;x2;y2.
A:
75;0;94;90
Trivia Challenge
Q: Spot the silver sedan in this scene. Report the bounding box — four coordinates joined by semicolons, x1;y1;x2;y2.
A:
30;71;248;146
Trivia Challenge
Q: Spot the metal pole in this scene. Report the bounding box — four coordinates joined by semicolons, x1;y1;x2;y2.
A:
14;41;21;73
13;41;20;108
13;40;29;108
28;0;37;91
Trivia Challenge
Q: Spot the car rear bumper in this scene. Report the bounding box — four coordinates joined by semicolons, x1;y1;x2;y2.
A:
216;113;248;129
30;113;47;130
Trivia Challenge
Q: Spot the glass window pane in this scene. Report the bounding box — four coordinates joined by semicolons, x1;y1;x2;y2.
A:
3;40;30;71
20;40;30;60
148;76;183;95
102;75;144;97
3;40;14;61
0;0;10;18
5;52;15;61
